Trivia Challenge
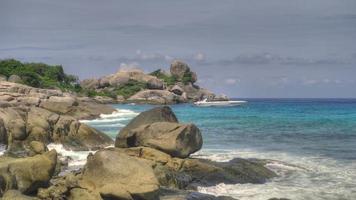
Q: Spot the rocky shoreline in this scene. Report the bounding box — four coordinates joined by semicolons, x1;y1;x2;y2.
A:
0;83;281;200
0;72;288;199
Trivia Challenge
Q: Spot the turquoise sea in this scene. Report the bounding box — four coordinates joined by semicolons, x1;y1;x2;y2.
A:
80;99;356;200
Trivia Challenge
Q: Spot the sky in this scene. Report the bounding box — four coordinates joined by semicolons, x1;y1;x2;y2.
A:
1;0;356;98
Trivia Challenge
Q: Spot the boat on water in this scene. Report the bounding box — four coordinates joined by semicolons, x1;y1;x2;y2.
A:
194;98;247;107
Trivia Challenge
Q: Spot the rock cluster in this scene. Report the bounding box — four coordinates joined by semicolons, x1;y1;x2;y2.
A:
0;81;116;119
0;81;115;156
0;106;278;200
81;60;218;104
0;106;113;157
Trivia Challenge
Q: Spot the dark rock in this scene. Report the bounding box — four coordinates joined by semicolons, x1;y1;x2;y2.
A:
160;187;237;200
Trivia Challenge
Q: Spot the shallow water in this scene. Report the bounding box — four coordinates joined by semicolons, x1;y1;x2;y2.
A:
3;99;356;199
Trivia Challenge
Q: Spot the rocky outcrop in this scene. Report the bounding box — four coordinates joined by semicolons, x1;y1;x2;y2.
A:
0;150;57;196
82;68;164;90
80;60;221;104
127;90;186;104
115;147;277;190
0;106;113;156
0;81;116;120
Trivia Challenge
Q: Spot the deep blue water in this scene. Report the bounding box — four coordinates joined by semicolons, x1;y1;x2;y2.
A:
105;99;356;161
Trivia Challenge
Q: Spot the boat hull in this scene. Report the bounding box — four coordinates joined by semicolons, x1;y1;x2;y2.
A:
194;100;247;107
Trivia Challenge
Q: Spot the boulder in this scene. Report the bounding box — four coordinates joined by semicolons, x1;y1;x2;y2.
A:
8;75;22;83
82;148;160;200
68;188;102;200
93;96;116;104
29;141;47;155
170;60;190;79
52;115;113;151
147;77;164;89
1;190;37;200
0;118;7;145
40;96;78;114
0;75;7;82
0;150;57;196
170;85;184;96
127;90;185;104
116;106;178;148
80;78;100;89
116;95;125;102
124;122;203;158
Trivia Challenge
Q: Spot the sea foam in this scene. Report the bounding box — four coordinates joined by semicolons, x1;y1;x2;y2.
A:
194;149;356;200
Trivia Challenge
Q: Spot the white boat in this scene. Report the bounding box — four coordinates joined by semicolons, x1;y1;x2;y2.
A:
194;98;247;107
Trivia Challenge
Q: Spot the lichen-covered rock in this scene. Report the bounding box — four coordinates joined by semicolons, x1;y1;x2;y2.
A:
0;150;57;196
124;122;203;158
116;106;178;148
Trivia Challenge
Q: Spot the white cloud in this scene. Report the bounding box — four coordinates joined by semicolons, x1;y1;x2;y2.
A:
225;78;239;85
193;52;206;62
118;62;142;72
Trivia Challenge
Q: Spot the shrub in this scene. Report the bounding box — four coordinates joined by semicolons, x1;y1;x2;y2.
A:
150;70;177;86
0;59;81;92
115;80;147;98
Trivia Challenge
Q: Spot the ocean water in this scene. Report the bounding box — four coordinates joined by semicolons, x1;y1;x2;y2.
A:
5;99;356;199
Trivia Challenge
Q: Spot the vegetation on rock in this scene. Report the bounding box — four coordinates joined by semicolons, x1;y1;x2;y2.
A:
150;70;177;86
0;59;80;92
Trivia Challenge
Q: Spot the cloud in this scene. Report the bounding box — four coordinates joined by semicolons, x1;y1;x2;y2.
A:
211;53;350;66
302;78;343;86
118;62;142;72
193;52;206;62
225;78;239;85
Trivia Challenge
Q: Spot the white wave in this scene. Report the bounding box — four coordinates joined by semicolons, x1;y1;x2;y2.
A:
47;143;95;170
195;149;356;200
0;144;5;156
100;109;138;118
80;109;138;124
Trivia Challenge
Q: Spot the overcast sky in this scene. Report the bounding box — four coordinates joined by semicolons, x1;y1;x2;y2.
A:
1;0;356;98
